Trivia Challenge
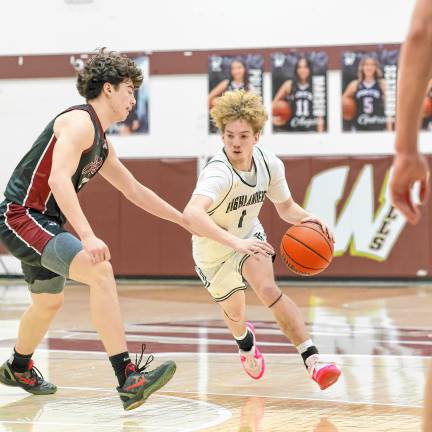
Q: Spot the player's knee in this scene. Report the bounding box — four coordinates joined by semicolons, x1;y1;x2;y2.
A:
88;261;114;287
256;283;279;304
222;306;244;323
34;293;64;316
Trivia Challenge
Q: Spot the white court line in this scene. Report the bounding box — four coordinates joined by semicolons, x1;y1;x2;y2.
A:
41;330;432;347
198;327;208;400
68;325;432;336
56;385;422;410
0;393;231;432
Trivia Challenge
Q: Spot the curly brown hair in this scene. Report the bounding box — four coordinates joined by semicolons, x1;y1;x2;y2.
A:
210;90;267;133
76;48;143;99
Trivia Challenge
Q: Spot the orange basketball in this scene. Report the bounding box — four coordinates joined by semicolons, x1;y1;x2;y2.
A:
423;97;432;117
272;100;292;122
280;221;334;276
342;97;356;121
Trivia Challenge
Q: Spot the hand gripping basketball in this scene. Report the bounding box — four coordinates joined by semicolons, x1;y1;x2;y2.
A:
280;221;334;276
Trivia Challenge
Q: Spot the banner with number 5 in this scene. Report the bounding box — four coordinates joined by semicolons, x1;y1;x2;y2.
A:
341;49;399;132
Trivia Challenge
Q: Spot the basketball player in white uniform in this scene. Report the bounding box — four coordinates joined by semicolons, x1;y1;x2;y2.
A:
183;90;341;389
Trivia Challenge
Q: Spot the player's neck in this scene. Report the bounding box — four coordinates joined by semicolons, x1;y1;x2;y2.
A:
87;100;115;131
231;157;253;172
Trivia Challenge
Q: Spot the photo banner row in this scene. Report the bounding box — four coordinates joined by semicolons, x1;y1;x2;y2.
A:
105;50;432;135
208;49;411;134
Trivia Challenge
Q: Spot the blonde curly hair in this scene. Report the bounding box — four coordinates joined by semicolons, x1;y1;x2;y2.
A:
210;90;268;133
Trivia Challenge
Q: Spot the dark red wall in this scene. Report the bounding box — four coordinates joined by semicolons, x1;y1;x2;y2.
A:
2;156;428;278
71;155;432;279
77;158;196;276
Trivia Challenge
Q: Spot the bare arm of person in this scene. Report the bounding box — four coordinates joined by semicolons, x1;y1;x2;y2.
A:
183;195;274;258
272;80;292;125
49;110;109;264
342;80;357;102
272;80;292;103
208;79;229;108
390;0;432;224
274;197;334;242
98;142;187;230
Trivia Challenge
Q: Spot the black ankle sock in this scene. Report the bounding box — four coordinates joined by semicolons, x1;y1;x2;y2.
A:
109;351;132;386
9;348;33;372
301;346;319;368
235;330;254;352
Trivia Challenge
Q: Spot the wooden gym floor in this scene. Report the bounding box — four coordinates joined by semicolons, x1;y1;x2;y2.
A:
0;280;430;431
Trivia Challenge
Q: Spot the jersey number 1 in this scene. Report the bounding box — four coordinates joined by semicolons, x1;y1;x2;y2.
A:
238;210;247;228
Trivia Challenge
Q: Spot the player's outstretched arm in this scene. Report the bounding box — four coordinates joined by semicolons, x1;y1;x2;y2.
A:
183;195;274;258
99;142;186;229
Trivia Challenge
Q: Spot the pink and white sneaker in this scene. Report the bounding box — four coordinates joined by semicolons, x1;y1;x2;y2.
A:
306;354;341;390
239;322;265;380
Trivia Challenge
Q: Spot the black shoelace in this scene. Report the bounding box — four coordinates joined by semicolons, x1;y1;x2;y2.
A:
17;363;44;385
133;344;154;373
30;364;44;384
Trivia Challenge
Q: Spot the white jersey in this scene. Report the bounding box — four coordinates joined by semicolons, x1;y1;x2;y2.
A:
192;146;291;267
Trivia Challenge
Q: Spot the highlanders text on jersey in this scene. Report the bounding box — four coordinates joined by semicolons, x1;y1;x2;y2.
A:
192;146;291;267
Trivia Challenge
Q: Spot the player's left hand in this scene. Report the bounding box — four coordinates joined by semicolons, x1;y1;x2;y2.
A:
300;216;335;243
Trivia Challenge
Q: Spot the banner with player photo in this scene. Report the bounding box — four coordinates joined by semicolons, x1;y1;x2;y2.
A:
341;49;398;132
271;52;328;133
108;55;149;135
208;54;264;134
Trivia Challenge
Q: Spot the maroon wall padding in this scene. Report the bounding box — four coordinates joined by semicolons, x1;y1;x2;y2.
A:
266;156;431;278
3;155;430;279
67;155;432;279
77;158;196;276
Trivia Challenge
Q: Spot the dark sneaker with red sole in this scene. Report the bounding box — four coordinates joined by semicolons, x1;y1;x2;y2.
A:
0;360;57;395
117;344;176;411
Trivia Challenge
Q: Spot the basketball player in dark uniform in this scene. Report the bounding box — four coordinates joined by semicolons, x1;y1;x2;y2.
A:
0;49;184;411
343;56;392;131
272;57;324;133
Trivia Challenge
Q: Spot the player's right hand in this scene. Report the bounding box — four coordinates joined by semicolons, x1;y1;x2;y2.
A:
82;235;111;264
233;238;275;259
390;152;430;225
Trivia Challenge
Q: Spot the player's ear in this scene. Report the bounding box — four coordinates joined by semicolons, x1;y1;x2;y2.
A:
103;82;112;96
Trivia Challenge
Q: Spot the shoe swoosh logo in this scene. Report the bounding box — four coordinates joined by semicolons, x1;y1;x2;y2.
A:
18;376;37;385
125;377;145;391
